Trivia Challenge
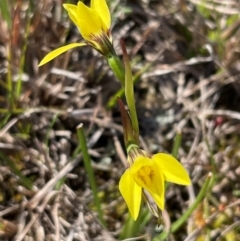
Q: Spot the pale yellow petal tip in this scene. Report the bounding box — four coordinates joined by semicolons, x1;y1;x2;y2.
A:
172;172;191;186
129;206;139;221
38;62;43;67
38;54;55;67
38;57;50;67
175;173;191;186
63;4;73;10
177;169;192;186
183;176;191;186
132;214;138;221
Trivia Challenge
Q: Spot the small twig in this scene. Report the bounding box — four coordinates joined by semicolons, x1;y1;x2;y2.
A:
219;220;240;237
111;129;127;168
0;204;20;217
188;0;240;14
121;234;150;241
184;227;201;241
198;109;240;121
14;213;39;241
52;192;61;241
0;107;65;137
28;157;81;209
78;116;123;133
15;191;59;241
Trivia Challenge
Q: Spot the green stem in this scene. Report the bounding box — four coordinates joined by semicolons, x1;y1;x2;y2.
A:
16;7;31;98
171;132;182;158
0;0;12;30
125;62;139;144
154;173;213;240
0;108;24;114
121;40;139;143
7;45;13;108
76;124;106;227
107;63;151;109
204;137;217;176
107;54;125;86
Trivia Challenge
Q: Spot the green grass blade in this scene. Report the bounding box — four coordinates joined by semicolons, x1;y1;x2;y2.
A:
15;6;31;98
172;132;182;158
0;0;11;30
76;124;106;227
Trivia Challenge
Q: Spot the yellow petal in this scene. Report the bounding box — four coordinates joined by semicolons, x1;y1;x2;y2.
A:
131;157;165;210
91;0;111;29
38;43;86;67
150;190;165;211
63;4;79;27
77;2;107;41
153;153;191;185
148;166;165;209
119;169;142;220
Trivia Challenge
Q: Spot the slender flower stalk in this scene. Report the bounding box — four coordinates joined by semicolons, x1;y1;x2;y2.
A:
107;55;125;86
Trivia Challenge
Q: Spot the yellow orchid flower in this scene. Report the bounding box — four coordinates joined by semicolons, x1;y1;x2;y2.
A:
119;147;191;220
39;0;113;66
